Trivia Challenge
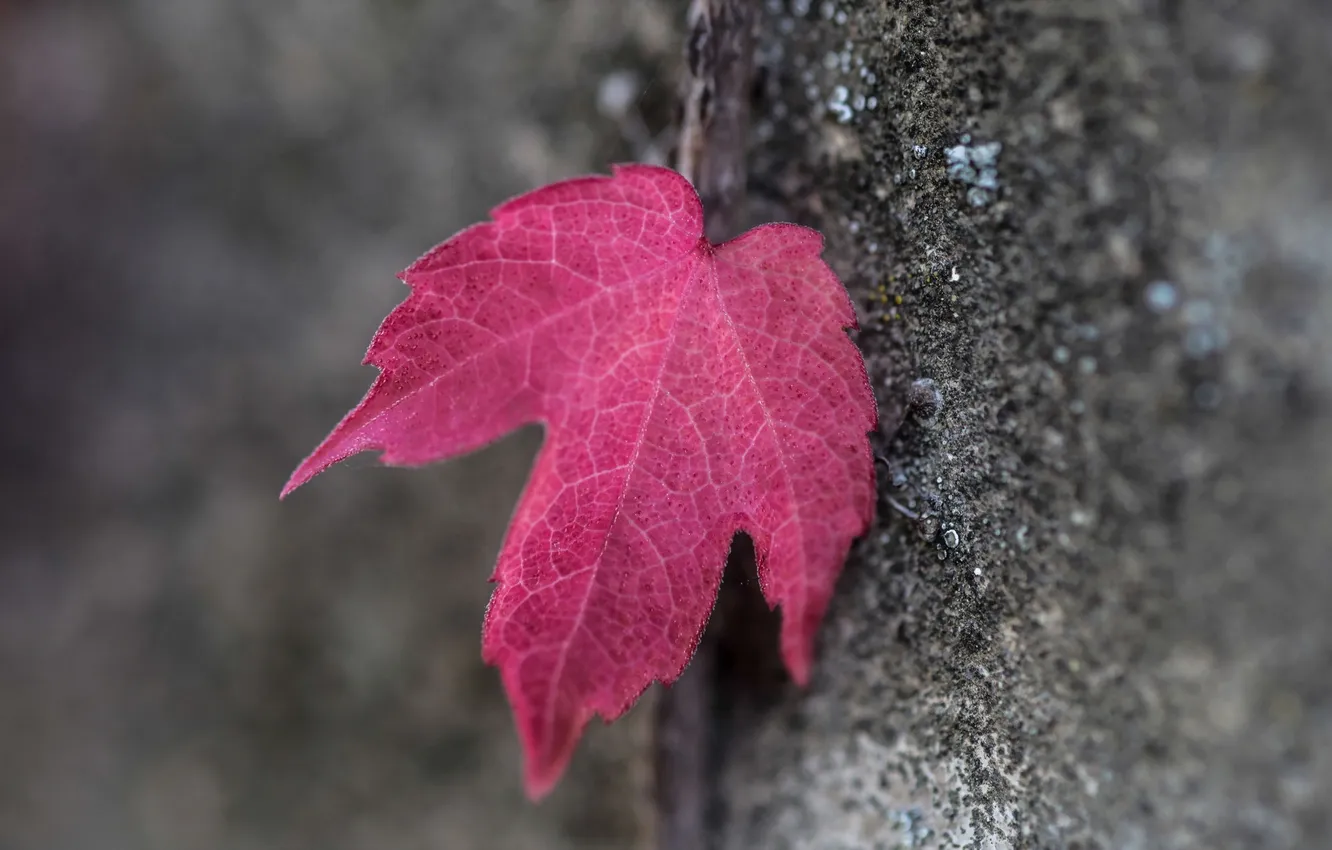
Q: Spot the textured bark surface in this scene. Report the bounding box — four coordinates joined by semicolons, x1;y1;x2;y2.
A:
708;1;1332;847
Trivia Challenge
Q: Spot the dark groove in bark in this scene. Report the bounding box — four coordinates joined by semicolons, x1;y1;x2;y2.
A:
655;2;760;849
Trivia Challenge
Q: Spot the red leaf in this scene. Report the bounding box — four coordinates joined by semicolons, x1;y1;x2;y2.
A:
283;164;876;798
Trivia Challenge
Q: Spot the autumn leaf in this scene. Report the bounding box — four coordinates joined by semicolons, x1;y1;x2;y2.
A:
283;164;877;798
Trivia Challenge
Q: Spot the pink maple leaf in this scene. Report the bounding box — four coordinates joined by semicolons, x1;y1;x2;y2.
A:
283;164;876;798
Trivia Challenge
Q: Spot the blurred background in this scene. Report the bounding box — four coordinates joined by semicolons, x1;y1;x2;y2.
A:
0;2;685;847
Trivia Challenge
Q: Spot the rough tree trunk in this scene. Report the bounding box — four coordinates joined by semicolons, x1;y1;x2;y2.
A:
698;1;1332;847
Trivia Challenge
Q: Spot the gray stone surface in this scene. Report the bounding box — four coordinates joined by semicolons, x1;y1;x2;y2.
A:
713;1;1332;848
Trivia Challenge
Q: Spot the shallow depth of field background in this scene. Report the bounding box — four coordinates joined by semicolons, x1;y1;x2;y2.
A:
0;3;681;848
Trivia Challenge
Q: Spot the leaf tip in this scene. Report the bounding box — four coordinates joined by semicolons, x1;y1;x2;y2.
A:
520;728;582;802
278;468;310;500
786;648;813;689
779;615;820;689
279;431;366;500
505;676;598;800
522;764;560;802
278;454;324;500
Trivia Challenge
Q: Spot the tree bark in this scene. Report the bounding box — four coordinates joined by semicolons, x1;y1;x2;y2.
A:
700;1;1332;848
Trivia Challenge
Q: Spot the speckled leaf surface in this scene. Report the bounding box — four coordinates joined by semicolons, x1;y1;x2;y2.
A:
283;164;876;797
